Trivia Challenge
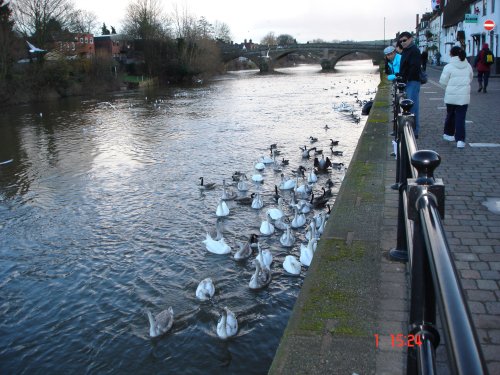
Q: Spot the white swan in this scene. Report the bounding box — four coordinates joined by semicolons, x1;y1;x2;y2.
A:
249;247;272;290
259;155;274;164
266;198;284;220
291;207;306;228
216;199;230;217
196;278;215;301
305;221;318;241
251;173;264;183
307;168;318;184
147;307;174;338
251;191;264;209
221;180;236;200
280;225;295;247
259;214;275;236
300;238;316;267
295;181;312;197
256;244;273;268
217;307;238;339
237;174;249;191
234;233;259;261
283;255;301;275
279;174;296;190
203;233;231;255
254;160;265;170
274;215;289;231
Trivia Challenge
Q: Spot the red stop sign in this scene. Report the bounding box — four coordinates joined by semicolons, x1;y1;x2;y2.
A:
484;19;495;31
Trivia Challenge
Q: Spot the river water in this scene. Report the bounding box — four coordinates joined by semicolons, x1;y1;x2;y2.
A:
0;61;379;374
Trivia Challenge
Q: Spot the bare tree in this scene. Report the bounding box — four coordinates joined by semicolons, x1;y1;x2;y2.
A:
68;9;99;34
12;0;74;46
277;34;295;46
0;0;16;81
260;32;277;46
213;20;231;43
122;0;169;40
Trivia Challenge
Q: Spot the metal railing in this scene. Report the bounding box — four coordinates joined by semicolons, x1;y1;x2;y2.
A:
388;96;488;375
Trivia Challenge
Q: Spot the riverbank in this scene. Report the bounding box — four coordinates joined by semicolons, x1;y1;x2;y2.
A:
269;68;408;374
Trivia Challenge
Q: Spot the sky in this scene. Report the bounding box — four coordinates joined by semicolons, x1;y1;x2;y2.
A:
83;0;434;43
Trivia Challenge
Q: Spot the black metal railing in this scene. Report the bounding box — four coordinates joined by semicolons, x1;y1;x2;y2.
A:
388;96;488;375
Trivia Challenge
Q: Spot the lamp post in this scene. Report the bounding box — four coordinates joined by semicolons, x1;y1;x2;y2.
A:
384;17;386;45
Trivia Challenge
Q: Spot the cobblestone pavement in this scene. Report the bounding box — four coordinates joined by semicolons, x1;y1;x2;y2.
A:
400;66;500;374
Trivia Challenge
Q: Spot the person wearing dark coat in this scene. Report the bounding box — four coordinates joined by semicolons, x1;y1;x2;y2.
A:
421;49;429;71
474;43;495;93
399;31;422;137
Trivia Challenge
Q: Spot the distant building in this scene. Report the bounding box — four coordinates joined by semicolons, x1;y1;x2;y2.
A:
51;32;95;58
94;34;132;62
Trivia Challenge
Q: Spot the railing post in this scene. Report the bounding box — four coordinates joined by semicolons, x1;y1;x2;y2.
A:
389;99;414;262
391;82;406;190
406;150;444;375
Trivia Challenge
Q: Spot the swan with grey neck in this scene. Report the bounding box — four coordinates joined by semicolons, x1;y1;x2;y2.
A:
217;307;238;339
146;307;174;338
196;278;215;301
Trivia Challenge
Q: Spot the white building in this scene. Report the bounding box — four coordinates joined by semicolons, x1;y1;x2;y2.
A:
416;0;498;71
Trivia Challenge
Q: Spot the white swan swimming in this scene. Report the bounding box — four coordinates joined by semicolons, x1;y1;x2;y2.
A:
251;173;264;183
217;307;238;340
216;199;230;217
305;221;318;241
147;307;174;338
300;238;317;267
291;207;306;228
237;174;249;191
259;214;275;236
279;174;296;190
196;278;215;301
307;168;318;184
249;248;272;290
259;155;274;164
254;160;265;170
251;191;264;209
203;233;231;255
274;215;289;231
266;198;284;220
280;225;295;247
234;233;259;261
256;244;273;268
283;255;301;275
221;179;236;200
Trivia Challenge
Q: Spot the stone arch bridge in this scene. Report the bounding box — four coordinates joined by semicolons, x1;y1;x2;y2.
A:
220;42;385;72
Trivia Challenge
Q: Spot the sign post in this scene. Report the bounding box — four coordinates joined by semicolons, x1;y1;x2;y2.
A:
484;19;495;31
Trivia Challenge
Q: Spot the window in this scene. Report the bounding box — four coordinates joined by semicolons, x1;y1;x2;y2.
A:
492;0;495;12
80;37;83;43
90;38;93;44
72;42;75;50
85;37;88;43
483;0;487;15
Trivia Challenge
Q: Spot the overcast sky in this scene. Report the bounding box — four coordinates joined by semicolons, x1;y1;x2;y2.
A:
83;0;433;43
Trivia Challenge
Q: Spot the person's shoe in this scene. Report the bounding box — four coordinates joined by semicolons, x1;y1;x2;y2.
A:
478;85;483;92
457;141;466;148
483;88;487;93
443;134;455;141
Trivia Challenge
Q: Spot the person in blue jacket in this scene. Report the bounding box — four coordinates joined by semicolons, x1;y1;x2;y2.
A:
384;45;401;81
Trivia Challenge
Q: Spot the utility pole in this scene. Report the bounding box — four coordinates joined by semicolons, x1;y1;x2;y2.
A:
384;17;386;46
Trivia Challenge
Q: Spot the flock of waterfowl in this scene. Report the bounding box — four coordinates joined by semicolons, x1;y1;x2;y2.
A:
146;132;349;340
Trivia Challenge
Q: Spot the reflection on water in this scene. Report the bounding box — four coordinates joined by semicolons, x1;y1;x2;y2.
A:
0;62;379;374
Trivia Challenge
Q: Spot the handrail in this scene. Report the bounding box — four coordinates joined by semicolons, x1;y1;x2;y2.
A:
388;91;488;375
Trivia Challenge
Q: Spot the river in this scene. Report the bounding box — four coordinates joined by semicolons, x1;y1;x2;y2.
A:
0;61;379;374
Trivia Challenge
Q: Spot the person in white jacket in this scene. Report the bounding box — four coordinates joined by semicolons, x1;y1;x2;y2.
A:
439;46;473;148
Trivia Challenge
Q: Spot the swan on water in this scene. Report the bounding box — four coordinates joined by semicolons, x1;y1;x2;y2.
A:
196;278;215;301
254;160;265;171
283;255;301;275
259;213;275;236
251;191;264;209
305;221;318;241
300;239;316;267
274;215;289;231
146;307;174;338
249;246;272;290
217;307;238;340
234;233;259;261
257;245;273;269
307;168;318;184
221;179;236;200
291;207;306;228
203;233;231;255
259;155;274;164
279;174;296;190
216;199;230;217
199;177;216;190
237;174;249;191
266;198;284;220
280;225;295;247
251;174;264;183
